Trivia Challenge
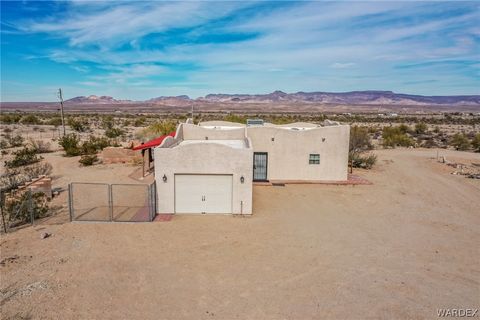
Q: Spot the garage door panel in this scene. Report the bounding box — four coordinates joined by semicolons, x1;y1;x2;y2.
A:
175;174;232;214
203;175;232;213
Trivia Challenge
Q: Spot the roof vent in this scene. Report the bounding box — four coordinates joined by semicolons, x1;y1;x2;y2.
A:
247;119;264;126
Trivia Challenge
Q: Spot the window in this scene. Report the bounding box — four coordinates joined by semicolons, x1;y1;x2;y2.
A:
309;154;320;164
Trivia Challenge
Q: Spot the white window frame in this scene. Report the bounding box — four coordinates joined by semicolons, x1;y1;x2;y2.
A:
309;154;320;165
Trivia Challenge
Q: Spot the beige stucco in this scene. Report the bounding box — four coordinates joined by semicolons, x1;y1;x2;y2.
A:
182;123;246;140
154;120;349;215
154;139;253;214
246;125;350;181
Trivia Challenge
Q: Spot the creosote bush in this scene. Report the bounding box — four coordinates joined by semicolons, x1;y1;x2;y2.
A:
351;153;377;169
450;133;470;151
105;127;125;138
472;133;480;152
382;125;415;148
137;120;176;140
4;147;42;168
67;117;89;132
19;114;41;125
58;134;111;161
3;192;49;226
79;154;98;166
58;133;82;156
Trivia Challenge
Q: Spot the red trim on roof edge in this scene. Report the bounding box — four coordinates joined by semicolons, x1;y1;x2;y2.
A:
132;132;176;151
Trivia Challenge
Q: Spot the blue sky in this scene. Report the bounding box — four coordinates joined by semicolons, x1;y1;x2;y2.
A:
1;1;479;101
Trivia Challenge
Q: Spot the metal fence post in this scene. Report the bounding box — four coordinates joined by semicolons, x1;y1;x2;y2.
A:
0;191;7;233
28;190;34;226
108;184;113;222
68;184;73;222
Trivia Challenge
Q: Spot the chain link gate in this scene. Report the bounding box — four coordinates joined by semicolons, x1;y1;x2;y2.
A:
68;183;156;222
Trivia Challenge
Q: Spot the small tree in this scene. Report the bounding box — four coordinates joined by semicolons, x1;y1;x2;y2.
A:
450;133;470;151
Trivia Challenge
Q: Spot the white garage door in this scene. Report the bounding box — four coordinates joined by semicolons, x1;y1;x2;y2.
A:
175;174;232;214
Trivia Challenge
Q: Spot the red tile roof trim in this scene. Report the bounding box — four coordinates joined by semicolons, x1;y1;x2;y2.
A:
132;132;176;151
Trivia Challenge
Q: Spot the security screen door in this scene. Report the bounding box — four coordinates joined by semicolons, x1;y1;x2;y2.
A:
253;152;268;181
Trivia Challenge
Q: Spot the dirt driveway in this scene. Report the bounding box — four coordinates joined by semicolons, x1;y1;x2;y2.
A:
1;149;479;319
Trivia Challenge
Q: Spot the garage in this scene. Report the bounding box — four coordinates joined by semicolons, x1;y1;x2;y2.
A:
174;174;233;214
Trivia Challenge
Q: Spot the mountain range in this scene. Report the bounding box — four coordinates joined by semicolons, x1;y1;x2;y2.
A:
65;91;480;106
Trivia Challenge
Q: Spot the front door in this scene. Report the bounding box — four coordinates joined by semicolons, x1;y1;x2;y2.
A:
253;152;268;181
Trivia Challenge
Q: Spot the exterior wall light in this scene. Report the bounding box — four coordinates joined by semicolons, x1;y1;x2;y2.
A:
162;174;167;182
240;176;245;184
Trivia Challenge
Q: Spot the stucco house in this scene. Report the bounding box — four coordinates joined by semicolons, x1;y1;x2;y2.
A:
154;119;350;215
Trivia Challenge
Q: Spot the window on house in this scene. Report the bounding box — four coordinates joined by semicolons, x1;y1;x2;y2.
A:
309;154;320;164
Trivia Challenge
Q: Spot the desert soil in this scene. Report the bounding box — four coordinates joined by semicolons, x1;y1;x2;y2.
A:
1;148;479;320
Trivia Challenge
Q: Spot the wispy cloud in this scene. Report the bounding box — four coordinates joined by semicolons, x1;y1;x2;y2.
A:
331;62;356;69
1;1;479;101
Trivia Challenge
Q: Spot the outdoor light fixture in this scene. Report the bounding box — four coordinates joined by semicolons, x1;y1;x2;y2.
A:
240;176;245;184
162;174;167;182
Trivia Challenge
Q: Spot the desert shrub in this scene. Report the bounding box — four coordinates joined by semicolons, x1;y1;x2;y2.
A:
138;120;176;139
105;127;125;138
450;133;470;151
224;114;247;124
22;162;53;179
382;126;415;148
81;136;110;155
67;117;88;132
133;117;146;127
4;147;42;168
351;153;377;169
3;191;49;226
398;123;410;134
101;116;115;130
433;126;441;134
414;122;428;134
0;114;22;124
28;139;52;153
0;162;52;193
47;117;63;126
472;133;480;152
421;137;439;148
0;139;8;150
5;134;24;148
349;126;372;154
79;154;98;166
58;133;82;156
20;114;41;125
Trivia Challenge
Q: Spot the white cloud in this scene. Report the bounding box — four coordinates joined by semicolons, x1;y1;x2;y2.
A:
331;62;356;69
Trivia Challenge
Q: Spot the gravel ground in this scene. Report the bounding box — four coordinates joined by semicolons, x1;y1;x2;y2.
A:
1;148;479;320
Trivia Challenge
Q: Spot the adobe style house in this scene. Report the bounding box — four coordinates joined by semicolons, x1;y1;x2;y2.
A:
154;119;350;215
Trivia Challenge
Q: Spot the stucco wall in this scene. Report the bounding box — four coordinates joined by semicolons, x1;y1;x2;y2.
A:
182;123;246;140
246;125;350;181
154;140;253;214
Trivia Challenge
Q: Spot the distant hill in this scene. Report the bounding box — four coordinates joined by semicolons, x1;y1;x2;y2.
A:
199;90;480;106
58;90;479;108
65;95;131;104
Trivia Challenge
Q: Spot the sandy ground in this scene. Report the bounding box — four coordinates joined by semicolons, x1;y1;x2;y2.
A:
1;148;479;319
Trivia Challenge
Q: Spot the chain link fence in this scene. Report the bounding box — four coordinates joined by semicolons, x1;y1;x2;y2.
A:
0;190;49;233
68;182;156;222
